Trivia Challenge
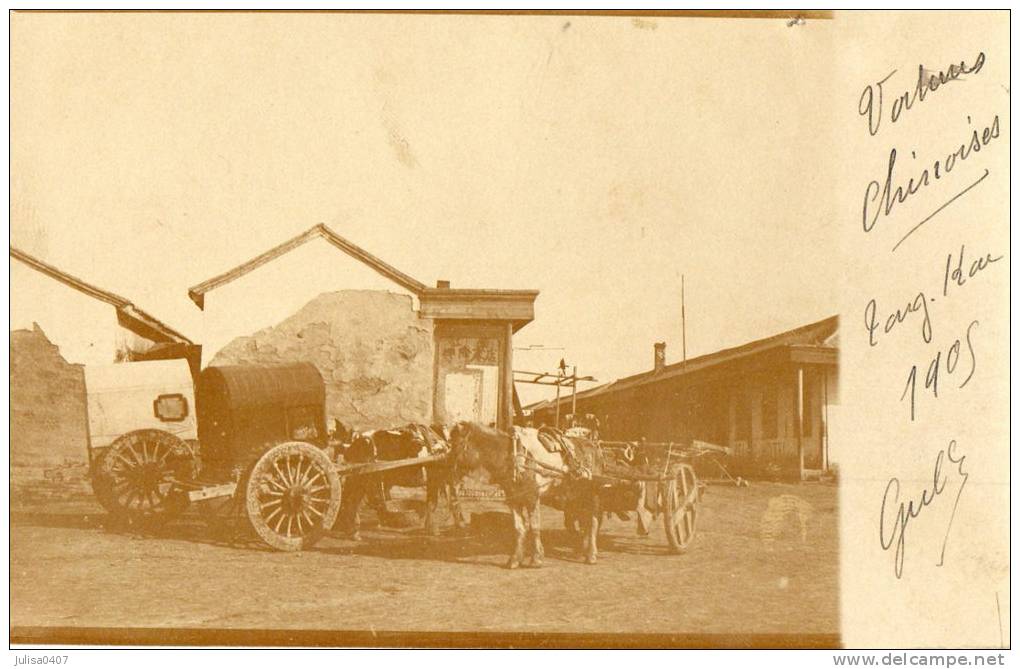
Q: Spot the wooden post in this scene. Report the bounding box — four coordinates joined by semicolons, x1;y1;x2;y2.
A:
554;375;561;429
502;322;514;431
571;365;578;420
822;368;829;472
681;274;687;367
796;366;804;481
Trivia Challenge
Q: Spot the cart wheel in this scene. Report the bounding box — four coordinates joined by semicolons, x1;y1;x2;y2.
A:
92;429;194;525
663;464;699;553
245;441;341;552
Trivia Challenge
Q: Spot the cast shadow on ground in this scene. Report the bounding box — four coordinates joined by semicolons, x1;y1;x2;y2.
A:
11;505;679;565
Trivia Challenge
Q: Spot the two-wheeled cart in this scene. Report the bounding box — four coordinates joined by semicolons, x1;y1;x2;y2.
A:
592;438;728;553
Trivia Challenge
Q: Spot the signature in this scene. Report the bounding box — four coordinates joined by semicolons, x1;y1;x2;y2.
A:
880;440;969;578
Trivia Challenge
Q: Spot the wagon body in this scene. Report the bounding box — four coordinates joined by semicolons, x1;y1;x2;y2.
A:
83;359;197;466
82;358;445;552
196;362;327;474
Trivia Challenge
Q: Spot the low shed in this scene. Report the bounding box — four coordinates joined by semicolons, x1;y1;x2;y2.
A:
529;316;839;479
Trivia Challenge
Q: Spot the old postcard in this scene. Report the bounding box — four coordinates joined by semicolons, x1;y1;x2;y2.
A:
836;11;1009;649
7;9;1010;651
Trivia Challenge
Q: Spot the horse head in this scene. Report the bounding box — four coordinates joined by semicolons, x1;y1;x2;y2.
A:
345;431;377;463
447;422;480;476
448;421;511;481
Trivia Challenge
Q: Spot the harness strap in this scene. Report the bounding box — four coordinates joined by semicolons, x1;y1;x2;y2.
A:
512;433;520;483
515;450;592;481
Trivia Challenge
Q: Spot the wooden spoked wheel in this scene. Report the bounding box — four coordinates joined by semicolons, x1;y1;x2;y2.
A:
92;429;194;525
245;442;341;551
663;464;699;553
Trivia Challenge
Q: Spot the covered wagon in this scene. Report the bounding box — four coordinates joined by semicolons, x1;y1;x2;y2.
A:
83;359;444;551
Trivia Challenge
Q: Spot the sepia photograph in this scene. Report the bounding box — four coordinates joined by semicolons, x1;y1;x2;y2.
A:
7;8;1009;653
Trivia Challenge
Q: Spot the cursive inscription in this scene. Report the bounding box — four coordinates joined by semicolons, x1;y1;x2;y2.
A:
880;440;969;578
862;114;1000;244
864;292;933;348
943;244;1004;296
859;53;985;137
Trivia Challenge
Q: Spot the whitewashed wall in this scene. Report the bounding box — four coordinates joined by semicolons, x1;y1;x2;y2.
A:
197;238;420;365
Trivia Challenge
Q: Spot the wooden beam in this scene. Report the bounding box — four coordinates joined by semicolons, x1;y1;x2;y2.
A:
571;366;578;418
188;482;238;502
822;369;830;472
338;453;447;476
797;366;805;481
502;322;514;430
789;345;838;365
188;224;430;308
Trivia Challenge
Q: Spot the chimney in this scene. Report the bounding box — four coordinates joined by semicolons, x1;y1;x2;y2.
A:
436;280;451;289
654;342;666;373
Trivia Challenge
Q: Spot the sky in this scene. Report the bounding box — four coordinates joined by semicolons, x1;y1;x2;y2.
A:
10;13;838;406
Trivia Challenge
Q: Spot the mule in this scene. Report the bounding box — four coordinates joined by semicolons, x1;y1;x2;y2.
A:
448;422;604;568
335;424;465;539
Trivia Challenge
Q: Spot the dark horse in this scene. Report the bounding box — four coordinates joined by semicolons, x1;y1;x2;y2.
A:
448;422;605;568
335;424;465;539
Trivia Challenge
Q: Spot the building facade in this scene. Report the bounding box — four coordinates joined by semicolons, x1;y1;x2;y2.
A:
188;224;538;433
528;316;839;479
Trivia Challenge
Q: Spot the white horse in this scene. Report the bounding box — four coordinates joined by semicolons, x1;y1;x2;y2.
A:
448;422;603;568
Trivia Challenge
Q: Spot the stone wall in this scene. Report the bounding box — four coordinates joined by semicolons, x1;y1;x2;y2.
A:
210;290;434;432
10;324;92;502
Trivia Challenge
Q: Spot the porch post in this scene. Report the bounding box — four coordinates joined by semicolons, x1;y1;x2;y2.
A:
822;369;830;472
796;366;805;481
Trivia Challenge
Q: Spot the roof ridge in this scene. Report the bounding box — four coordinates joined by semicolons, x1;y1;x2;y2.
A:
187;223;428;309
10;246;130;308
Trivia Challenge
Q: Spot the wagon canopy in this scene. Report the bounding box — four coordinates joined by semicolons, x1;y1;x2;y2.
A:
200;362;324;411
197;362;327;470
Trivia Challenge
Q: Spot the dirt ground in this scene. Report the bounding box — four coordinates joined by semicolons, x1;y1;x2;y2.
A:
11;481;838;641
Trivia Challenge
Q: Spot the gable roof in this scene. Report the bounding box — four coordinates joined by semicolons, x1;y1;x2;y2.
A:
10;246;193;345
187;224;429;309
526;315;838;412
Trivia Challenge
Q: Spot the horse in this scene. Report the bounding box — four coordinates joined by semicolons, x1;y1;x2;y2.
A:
448;421;605;568
335;424;465;540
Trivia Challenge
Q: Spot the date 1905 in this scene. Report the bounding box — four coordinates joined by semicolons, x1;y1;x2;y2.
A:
901;320;979;421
